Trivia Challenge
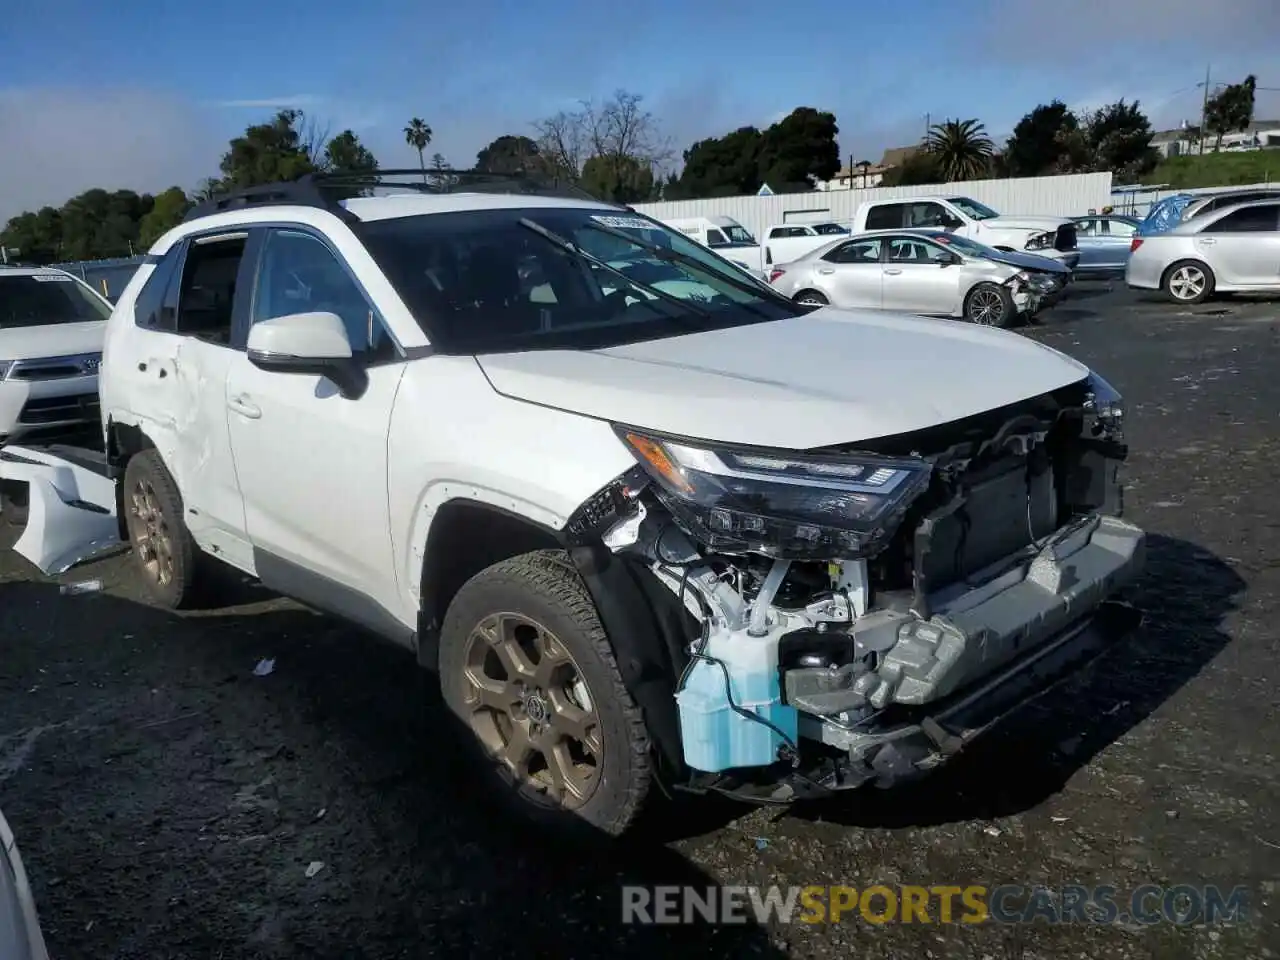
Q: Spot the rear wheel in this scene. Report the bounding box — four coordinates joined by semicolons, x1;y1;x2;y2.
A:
122;450;204;608
438;550;652;838
793;290;829;307
1162;259;1214;304
963;282;1015;327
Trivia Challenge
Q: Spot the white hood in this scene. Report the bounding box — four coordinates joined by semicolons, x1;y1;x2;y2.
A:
477;308;1090;449
0;321;105;362
983;214;1071;232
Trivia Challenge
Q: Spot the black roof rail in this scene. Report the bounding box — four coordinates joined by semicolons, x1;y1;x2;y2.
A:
302;167;620;206
181;180;361;225
181;167;621;226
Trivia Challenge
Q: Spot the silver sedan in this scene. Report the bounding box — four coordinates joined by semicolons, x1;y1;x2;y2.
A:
0;808;49;960
768;229;1064;327
1126;199;1280;304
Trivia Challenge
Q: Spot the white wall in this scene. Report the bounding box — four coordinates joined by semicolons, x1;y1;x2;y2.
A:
633;172;1114;242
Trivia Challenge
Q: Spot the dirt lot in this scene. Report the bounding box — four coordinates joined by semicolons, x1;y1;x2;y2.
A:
2;282;1279;959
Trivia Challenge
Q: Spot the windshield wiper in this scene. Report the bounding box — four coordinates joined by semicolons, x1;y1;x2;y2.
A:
516;218;710;321
578;219;790;316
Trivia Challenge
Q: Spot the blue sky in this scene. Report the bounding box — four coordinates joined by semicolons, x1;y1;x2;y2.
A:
1;0;1278;220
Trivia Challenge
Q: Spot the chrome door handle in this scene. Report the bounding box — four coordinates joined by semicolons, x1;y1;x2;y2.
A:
884;268;903;275
817;267;835;275
228;395;262;419
1199;237;1216;244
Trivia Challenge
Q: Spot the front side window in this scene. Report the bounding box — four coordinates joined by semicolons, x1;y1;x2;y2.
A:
1075;219;1098;236
357;207;798;354
252;229;395;360
906;202;951;228
0;273;112;329
887;237;947;263
721;224;756;244
705;228;729;246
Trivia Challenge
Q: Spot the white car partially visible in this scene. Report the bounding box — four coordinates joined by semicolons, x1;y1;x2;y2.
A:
0;267;109;444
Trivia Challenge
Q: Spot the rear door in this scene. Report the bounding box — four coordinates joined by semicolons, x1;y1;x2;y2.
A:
818;237;885;307
1196;204;1280;285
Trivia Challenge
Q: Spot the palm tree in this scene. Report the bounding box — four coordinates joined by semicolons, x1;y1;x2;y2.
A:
403;118;433;180
925;118;994;182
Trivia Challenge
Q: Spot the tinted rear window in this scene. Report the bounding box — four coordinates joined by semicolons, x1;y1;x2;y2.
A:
0;274;112;329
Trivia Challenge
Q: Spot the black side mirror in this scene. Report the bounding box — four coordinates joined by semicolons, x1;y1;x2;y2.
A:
938;252;962;267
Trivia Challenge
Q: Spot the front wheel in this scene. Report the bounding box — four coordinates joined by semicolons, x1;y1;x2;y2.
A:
438;550;653;838
963;282;1015;327
122;450;205;608
793;290;829;307
1162;259;1215;304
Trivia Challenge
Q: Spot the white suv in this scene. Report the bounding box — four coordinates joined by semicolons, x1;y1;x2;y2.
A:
0;266;109;445
97;171;1145;836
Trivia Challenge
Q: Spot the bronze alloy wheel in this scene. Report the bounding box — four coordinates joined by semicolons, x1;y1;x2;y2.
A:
461;611;603;808
126;477;175;589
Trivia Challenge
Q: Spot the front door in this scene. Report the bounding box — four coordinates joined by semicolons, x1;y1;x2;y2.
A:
224;226;408;624
880;236;963;315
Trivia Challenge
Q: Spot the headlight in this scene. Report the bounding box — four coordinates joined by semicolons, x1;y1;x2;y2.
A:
1084;371;1124;433
1025;232;1054;250
615;426;932;559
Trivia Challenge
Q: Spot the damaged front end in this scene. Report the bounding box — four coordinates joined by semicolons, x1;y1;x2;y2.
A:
567;371;1145;802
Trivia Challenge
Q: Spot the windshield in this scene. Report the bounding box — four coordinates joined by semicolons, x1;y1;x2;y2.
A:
720;224;756;245
813;223;850;235
0;274;112;329
922;232;998;258
946;197;1000;221
357;207;798;354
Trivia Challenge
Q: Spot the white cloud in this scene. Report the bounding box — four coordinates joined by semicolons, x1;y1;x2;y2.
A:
0;87;225;223
212;94;325;109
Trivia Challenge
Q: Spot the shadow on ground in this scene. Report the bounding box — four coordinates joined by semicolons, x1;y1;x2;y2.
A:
786;534;1244;829
0;578;787;959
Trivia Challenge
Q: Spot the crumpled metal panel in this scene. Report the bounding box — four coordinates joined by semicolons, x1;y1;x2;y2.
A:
0;446;124;575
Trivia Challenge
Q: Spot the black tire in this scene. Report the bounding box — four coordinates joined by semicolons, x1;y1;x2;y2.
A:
438;549;653;839
793;289;829;307
121;450;204;609
1161;259;1215;305
963;282;1016;327
1;480;28;528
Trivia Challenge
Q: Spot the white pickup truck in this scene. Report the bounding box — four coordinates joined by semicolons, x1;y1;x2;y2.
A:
852;196;1081;271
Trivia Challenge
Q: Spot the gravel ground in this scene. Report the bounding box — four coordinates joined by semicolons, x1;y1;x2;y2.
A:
2;282;1279;959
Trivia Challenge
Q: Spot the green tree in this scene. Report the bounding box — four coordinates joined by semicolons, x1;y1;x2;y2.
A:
0;206;64;264
925;118;994;181
476;135;543;174
580;154;655;203
1085;100;1158;180
1003;101;1086;176
880;151;943;187
216;109;316;190
667;126;765;199
403;117;433;176
757;107;840;190
1204;75;1258;151
138;187;191;250
323;130;378;175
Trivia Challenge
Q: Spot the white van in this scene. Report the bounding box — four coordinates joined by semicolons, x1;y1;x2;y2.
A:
662;216;765;277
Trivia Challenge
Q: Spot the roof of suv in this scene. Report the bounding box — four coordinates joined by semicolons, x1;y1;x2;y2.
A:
0;266;76;279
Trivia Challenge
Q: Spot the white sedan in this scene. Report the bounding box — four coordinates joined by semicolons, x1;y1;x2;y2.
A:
1126;199;1280;304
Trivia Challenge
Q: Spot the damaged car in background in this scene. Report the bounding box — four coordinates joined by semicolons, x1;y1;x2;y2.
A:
768;229;1069;326
0;170;1146;837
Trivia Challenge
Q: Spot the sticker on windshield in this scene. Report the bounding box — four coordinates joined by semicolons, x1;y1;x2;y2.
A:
31;274;74;282
591;215;658;231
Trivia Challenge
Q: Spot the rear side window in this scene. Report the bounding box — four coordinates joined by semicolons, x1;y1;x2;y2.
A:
0;274;112;329
133;249;185;331
864;203;905;230
1207;205;1280;233
824;238;883;264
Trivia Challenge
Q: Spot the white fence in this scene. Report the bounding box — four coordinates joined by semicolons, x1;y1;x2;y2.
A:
632;172;1114;241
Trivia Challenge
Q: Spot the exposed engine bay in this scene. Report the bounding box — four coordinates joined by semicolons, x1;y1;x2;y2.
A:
566;373;1146;799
